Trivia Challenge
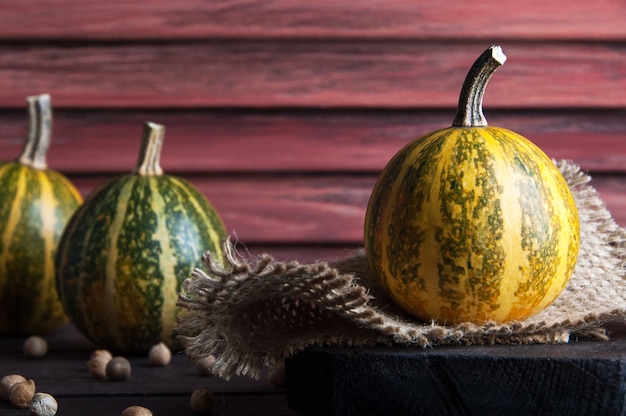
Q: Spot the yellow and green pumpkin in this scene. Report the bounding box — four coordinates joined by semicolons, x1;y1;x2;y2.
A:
0;94;82;335
56;122;226;352
364;46;580;324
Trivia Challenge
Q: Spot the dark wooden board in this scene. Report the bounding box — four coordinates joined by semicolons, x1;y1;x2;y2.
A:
0;42;624;108
0;0;624;41
2;109;626;173
286;322;626;416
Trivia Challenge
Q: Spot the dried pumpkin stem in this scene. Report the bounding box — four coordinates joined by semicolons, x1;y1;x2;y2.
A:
134;122;165;176
18;94;52;170
17;96;39;167
452;45;506;128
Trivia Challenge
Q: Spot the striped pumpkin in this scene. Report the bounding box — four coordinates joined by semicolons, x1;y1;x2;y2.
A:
364;46;580;324
0;94;82;335
56;122;226;352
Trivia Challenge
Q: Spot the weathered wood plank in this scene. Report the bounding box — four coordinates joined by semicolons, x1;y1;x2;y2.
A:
594;176;626;222
240;244;363;263
61;173;626;244
0;42;624;108
0;0;624;41
67;174;372;244
1;109;625;173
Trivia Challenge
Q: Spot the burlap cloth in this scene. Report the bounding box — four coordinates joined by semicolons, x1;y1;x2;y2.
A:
176;160;626;379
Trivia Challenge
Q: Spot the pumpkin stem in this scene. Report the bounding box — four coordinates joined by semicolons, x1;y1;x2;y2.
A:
452;46;506;128
134;122;165;176
18;94;52;170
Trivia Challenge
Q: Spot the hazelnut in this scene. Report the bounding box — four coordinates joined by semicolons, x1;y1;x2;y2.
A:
23;336;48;358
86;349;113;379
0;374;27;400
121;405;153;416
29;392;58;416
9;379;36;408
90;349;113;361
105;356;131;381
148;342;171;367
190;388;215;414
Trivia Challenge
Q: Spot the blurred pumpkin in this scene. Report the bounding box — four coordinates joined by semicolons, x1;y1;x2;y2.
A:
0;94;82;335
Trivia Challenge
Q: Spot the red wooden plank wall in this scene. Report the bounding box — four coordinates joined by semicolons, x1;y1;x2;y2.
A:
1;1;625;262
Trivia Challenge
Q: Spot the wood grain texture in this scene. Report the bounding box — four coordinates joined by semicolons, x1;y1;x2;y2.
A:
60;174;626;245
0;325;297;416
0;42;624;108
0;395;298;416
241;245;362;263
0;0;624;41
0;1;624;263
1;109;626;173
66;174;372;245
287;325;626;416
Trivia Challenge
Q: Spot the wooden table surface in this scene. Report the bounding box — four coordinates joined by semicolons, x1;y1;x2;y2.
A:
0;324;299;416
2;321;626;415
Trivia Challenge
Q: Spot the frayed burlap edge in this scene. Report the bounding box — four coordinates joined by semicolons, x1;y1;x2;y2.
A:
176;160;626;379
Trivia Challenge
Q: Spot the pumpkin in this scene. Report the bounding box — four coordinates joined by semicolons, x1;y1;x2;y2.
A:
0;94;82;335
364;46;580;324
55;122;226;352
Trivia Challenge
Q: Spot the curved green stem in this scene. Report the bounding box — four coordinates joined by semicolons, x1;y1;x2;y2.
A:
134;122;165;176
452;46;506;128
